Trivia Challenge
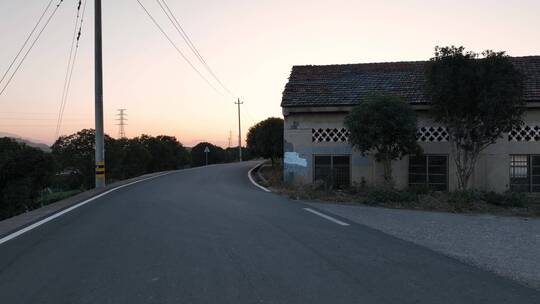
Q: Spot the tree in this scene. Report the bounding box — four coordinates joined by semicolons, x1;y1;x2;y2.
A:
425;46;524;190
119;137;152;178
246;117;284;166
191;142;225;166
345;93;420;186
51;129;115;189
139;135;190;172
0;138;53;219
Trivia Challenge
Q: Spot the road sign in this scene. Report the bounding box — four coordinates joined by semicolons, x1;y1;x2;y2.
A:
204;147;210;165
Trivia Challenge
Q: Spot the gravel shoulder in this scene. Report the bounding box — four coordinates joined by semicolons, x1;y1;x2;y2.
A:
309;202;540;290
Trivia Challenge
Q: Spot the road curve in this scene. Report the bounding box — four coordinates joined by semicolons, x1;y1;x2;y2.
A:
0;161;538;303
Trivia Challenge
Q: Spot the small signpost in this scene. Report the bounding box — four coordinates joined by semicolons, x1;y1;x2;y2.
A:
204;146;210;166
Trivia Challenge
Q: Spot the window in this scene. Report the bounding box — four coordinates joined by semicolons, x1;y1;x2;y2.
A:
314;155;350;189
510;155;540;192
312;128;350;143
409;155;448;191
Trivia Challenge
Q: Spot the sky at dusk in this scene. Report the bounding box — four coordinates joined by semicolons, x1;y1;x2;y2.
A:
1;0;539;147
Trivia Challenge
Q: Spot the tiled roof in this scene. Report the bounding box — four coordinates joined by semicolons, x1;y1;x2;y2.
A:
281;56;540;107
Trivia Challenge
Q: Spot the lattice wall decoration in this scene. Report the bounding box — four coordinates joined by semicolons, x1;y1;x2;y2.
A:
508;125;540;142
417;126;449;142
312;128;350;143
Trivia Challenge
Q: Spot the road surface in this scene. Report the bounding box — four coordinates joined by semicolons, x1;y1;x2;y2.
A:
0;162;538;303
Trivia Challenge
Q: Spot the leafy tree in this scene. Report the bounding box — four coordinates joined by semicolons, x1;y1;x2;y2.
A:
224;147;253;163
51;129;115;189
425;46;524;190
139;135;190;172
246;117;284;166
0;138;53;219
119;137;152;178
345;93;420;186
191;142;225;166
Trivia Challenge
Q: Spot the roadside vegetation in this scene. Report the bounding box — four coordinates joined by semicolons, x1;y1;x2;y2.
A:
0;129;254;220
258;164;540;217
246;117;283;166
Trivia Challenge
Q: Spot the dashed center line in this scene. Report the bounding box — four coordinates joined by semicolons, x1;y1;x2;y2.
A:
304;208;350;226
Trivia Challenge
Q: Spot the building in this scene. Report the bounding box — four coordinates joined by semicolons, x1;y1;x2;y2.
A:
281;56;540;192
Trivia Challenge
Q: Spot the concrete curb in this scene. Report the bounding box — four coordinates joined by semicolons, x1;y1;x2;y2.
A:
248;163;272;193
0;171;173;239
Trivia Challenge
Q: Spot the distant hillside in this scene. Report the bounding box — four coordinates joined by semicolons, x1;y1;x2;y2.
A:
0;132;51;152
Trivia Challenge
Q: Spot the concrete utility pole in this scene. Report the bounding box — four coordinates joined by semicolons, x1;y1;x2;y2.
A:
235;98;243;162
94;0;105;188
116;109;127;138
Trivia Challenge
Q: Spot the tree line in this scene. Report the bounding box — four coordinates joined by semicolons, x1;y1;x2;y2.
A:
0;127;271;220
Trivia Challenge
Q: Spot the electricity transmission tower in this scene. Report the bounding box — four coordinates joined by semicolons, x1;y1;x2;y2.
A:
116;109;128;138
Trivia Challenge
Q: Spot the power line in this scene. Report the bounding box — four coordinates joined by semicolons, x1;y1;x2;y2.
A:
0;0;66;97
156;0;236;98
55;0;87;139
0;0;55;87
135;0;223;96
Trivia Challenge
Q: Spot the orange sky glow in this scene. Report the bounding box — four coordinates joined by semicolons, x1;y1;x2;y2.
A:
1;0;539;147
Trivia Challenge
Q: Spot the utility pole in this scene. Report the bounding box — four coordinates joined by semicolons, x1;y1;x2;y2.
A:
228;130;232;148
94;0;105;188
116;109;127;138
235;98;243;162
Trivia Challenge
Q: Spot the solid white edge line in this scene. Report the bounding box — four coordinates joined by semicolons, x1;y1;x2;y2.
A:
304;208;350;226
0;170;177;246
248;164;271;193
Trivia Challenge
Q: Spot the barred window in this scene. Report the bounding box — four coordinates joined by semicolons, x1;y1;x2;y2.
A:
314;155;350;189
409;155;448;191
510;155;540;192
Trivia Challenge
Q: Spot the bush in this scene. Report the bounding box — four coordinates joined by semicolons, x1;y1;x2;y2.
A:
447;190;480;210
37;190;82;206
448;190;479;204
483;191;526;208
407;185;432;195
365;189;417;205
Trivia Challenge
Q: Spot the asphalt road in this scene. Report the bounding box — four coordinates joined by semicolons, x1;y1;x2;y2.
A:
0;162;538;303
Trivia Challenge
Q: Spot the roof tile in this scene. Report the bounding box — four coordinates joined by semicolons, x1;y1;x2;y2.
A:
281;56;540;107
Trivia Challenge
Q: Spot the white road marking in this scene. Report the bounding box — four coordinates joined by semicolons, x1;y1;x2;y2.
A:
248;164;271;192
0;171;176;246
304;208;350;226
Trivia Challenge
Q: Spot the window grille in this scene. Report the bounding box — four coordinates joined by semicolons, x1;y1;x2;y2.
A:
510;155;540;192
312;128;350;143
409;155;448;191
314;155;351;189
416;126;449;142
508;125;540;142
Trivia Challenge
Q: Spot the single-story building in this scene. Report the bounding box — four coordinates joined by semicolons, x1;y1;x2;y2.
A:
281;56;540;192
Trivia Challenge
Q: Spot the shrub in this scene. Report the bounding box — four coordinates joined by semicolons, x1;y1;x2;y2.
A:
365;189;417;205
483;191;526;208
447;190;480;211
407;185;432;195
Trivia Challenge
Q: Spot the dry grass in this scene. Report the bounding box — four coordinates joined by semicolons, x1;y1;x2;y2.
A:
258;165;540;218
